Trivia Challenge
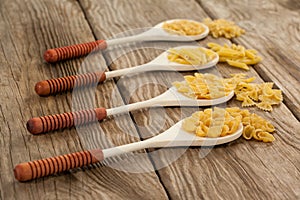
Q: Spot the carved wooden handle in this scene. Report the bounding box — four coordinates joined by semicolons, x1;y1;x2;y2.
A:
35;72;106;96
44;40;107;63
14;149;103;182
27;108;107;134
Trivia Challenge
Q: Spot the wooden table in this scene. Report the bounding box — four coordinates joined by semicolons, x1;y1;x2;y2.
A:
1;0;299;199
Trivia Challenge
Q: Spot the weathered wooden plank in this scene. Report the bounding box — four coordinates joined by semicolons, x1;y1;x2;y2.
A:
197;0;300;120
0;0;167;199
80;0;300;199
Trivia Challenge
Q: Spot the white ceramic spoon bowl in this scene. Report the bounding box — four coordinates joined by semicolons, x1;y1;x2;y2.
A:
107;19;209;46
105;45;219;79
16;116;242;181
103;120;243;158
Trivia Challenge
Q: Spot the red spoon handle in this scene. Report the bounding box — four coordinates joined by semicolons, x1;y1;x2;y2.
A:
44;40;107;63
26;108;107;134
35;71;106;96
14;149;103;182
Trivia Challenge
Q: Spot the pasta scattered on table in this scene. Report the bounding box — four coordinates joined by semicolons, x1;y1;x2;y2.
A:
234;81;283;111
162;20;205;36
167;47;217;65
207;42;262;70
203;18;245;39
183;107;275;142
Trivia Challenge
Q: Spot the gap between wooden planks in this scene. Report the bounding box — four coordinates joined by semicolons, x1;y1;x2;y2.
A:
0;0;168;199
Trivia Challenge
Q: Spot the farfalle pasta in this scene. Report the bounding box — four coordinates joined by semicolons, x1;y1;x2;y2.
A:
173;73;254;100
182;107;275;142
207;42;262;70
162;20;205;36
202;18;245;39
173;73;283;111
167;47;217;65
172;73;233;99
234;81;283;111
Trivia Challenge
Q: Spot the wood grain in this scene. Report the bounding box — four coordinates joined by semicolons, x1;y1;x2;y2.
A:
80;0;300;199
1;0;300;199
0;0;167;199
198;0;300;120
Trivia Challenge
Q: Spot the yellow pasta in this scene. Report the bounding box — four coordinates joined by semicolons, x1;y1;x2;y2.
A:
182;107;241;138
167;47;217;65
227;107;275;142
202;18;245;39
182;107;276;142
162;20;205;36
207;42;262;70
173;73;283;111
172;73;235;99
234;80;283;112
226;60;250;70
243;125;255;140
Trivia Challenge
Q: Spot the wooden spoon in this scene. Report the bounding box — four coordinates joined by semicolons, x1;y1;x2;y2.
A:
44;19;209;63
36;46;218;96
15;119;243;182
27;87;234;134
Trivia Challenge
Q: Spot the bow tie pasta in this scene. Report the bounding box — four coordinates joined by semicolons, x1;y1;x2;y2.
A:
173;73;283;111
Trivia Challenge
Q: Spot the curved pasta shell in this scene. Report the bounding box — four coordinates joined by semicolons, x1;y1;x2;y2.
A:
221;125;230;136
252;129;264;140
243;125;255;140
228;119;240;134
257;131;275;142
196;126;206;137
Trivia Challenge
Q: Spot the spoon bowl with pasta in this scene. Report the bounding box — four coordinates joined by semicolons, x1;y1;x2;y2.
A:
44;19;209;63
36;46;219;96
15;110;242;182
27;84;234;135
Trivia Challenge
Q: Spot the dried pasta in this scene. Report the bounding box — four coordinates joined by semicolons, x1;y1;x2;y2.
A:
162;20;205;36
182;107;241;138
167;47;217;65
173;73;283;111
202;18;245;39
207;42;262;70
182;107;275;142
172;73;235;99
234;81;283;111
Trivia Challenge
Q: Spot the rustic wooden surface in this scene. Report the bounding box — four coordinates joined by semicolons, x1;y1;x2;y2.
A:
0;0;299;199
